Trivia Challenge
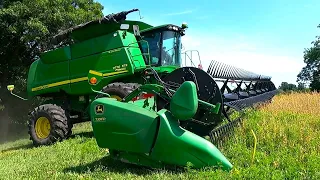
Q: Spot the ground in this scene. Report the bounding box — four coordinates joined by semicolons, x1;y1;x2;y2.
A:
0;92;319;179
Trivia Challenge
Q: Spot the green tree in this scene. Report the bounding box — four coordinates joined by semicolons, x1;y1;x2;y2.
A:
0;0;104;85
309;70;320;91
0;0;104;140
297;83;305;90
297;24;320;91
279;82;297;92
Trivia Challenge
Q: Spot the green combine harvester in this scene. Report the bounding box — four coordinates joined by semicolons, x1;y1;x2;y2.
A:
7;9;277;170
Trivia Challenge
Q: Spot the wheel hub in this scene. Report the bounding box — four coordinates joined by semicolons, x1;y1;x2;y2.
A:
110;95;122;101
35;117;51;139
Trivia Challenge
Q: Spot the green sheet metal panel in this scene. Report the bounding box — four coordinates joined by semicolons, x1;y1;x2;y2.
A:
70;31;125;59
90;98;159;153
40;46;71;64
27;58;71;96
71;23;120;42
27;29;147;96
27;60;38;97
68;49;135;95
68;31;143;95
150;109;233;170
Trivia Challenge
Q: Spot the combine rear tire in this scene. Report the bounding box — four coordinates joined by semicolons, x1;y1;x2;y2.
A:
28;104;69;146
96;82;140;101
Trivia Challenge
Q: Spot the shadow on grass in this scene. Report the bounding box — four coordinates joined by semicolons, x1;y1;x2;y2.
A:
0;143;33;153
70;131;94;139
64;155;185;176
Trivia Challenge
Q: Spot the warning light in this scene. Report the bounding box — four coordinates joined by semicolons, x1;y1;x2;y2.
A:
90;77;97;84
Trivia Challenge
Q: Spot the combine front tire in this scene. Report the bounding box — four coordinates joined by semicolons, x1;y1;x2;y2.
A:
28;104;69;146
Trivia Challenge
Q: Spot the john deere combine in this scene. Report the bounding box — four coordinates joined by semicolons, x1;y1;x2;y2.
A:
7;8;277;170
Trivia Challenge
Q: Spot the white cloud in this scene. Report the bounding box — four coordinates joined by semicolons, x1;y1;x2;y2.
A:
162;9;197;16
181;33;305;87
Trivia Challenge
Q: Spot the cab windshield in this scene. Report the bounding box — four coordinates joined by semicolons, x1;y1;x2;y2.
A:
140;30;181;67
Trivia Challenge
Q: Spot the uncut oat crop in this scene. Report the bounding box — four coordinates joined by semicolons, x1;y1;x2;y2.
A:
216;92;320;179
261;91;320;116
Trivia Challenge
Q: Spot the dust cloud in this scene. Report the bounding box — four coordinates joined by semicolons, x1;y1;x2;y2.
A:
0;88;31;144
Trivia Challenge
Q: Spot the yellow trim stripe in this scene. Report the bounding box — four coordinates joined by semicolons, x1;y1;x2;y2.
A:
103;70;128;76
70;77;88;83
31;70;128;92
32;80;70;92
89;70;103;77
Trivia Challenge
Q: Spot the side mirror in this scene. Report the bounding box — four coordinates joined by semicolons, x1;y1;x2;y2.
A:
6;84;28;100
133;25;140;36
7;85;14;92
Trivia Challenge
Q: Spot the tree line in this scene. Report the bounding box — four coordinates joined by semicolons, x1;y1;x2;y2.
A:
279;24;320;93
0;0;104;142
0;0;104;87
278;82;309;93
296;24;320;92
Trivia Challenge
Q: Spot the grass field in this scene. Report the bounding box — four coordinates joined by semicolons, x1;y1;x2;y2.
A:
0;92;319;179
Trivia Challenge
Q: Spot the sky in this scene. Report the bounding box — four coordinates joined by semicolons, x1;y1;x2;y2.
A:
98;0;320;87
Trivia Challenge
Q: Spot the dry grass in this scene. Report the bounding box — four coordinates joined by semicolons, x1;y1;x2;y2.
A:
221;91;320;179
261;91;320;116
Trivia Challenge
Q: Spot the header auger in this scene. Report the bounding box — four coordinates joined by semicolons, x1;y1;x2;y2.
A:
7;8;277;170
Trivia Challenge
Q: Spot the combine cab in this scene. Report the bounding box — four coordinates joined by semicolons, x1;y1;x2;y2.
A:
7;8;277;151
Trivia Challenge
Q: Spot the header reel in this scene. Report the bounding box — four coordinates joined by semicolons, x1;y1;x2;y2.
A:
205;60;278;142
206;60;277;111
151;60;277;141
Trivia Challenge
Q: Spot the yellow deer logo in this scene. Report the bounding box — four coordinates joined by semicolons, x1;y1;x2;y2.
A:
95;104;104;114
